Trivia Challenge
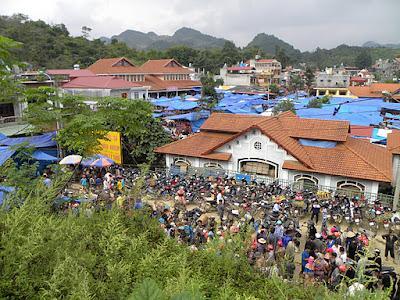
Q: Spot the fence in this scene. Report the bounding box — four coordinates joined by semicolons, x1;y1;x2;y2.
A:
153;165;394;206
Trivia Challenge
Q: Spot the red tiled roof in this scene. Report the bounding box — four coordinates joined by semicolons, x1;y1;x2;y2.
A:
284;138;392;182
139;59;192;74
256;59;277;63
227;66;254;71
350;76;367;82
61;76;144;89
155;131;233;161
87;57;140;74
350;125;374;138
157;112;393;182
279;116;350;142
387;131;400;154
349;83;400;98
144;75;201;91
201;113;264;133
47;69;96;77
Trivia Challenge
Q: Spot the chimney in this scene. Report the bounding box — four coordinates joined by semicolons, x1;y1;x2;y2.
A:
73;64;80;70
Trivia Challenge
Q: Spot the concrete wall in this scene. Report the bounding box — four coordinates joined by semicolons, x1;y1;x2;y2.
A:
316;73;350;88
221;73;252;86
394;155;400;186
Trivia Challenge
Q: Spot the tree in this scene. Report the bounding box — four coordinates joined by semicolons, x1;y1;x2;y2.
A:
95;97;170;164
200;75;223;110
0;35;22;103
269;83;279;94
355;49;372;69
273;99;296;115
289;74;304;96
24;91;169;161
221;41;241;66
275;46;290;69
165;46;198;66
81;26;92;39
304;66;315;90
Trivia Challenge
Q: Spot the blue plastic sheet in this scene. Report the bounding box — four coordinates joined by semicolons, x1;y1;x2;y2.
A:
0;185;15;206
0;132;56;148
165;101;198;111
166;110;210;122
0;147;15;166
31;150;58;161
299;139;337;148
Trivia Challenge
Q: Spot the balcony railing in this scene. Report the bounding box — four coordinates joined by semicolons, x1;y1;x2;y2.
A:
0;116;24;127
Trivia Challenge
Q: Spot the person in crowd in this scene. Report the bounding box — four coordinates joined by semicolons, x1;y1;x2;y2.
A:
310;200;321;224
80;174;88;191
382;230;398;262
43;173;52;187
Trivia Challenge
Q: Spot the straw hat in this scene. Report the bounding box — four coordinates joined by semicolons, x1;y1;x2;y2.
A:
347;231;356;238
258;238;267;244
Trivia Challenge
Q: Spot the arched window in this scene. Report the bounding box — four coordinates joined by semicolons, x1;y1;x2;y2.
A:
336;180;365;192
204;162;223;169
238;158;277;178
294;174;319;185
173;157;191;167
294;174;319;190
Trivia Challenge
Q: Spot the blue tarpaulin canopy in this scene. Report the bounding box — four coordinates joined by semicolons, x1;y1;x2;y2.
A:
165;101;198;111
31;150;58;161
0;185;15;206
165;110;210;122
0;147;15;166
0;132;56;148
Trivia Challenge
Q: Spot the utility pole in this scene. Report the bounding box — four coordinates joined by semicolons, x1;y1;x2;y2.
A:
394;162;400;211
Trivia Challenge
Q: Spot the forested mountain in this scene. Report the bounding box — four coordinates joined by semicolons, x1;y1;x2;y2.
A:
0;14;399;72
246;33;301;57
108;27;228;50
362;41;400;49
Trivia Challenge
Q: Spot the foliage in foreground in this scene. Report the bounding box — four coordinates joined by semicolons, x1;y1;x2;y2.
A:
0;184;390;300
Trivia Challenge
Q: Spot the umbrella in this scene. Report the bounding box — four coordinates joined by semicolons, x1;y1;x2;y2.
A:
81;154;113;167
59;155;82;165
90;157;114;168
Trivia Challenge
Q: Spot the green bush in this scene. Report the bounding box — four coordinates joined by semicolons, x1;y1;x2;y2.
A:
0;183;391;299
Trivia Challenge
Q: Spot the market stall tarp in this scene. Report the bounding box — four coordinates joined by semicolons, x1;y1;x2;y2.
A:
81;154;114;167
165;101;198;111
0;132;56;148
31;150;58;161
0;147;15;166
0;185;15;206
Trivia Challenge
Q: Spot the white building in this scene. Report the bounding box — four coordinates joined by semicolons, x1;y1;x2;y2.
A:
156;112;395;195
61;75;149;100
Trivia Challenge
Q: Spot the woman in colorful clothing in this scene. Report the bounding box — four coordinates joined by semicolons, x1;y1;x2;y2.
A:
303;256;315;284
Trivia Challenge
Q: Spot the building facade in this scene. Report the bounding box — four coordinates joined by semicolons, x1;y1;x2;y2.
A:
87;57;201;98
61;76;149;100
156;113;394;195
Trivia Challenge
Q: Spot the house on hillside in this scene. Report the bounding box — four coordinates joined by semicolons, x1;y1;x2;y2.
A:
156;112;395;195
87;57;201;98
373;58;400;81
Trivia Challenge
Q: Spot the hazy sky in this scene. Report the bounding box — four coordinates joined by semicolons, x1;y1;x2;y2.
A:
1;0;399;51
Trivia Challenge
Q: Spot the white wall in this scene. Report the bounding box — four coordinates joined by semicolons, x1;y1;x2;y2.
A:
394;155;400;186
221;74;252;86
216;128;295;179
287;171;379;194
